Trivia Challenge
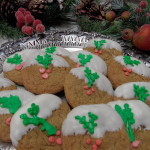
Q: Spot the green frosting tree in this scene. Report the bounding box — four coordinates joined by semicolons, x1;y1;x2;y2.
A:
123;56;140;66
20;103;57;136
7;54;23;65
45;47;56;54
78;53;93;66
0;95;22;114
94;40;106;50
75;112;98;134
84;67;99;88
115;103;135;142
133;84;150;102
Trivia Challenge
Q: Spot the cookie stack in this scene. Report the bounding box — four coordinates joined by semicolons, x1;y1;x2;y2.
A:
0;39;150;150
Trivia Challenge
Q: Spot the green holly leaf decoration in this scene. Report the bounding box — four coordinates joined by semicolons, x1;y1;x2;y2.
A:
84;67;99;88
94;40;106;50
0;95;22;114
7;54;23;65
123;56;140;67
133;84;150;102
45;47;56;54
20;103;57;136
35;54;53;69
78;53;93;66
75;112;98;134
115;103;135;142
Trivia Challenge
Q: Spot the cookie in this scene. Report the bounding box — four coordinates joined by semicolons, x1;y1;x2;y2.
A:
10;94;70;150
64;67;114;108
114;82;150;106
107;56;150;88
68;50;107;75
0;88;35;142
83;38;123;64
20;50;70;94
62;100;150;150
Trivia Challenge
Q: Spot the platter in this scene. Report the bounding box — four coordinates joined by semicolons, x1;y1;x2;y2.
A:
0;30;149;150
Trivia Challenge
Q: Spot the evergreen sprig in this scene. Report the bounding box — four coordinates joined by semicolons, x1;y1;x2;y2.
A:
78;53;93;66
45;47;56;54
20;103;57;136
123;56;140;66
94;40;106;50
7;54;23;65
75;112;98;134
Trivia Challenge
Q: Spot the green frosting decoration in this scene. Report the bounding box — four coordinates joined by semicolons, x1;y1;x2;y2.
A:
123;56;140;66
94;40;106;50
115;103;135;142
75;112;98;134
78;53;93;66
45;47;56;54
35;53;53;69
20;103;57;136
7;54;23;65
133;84;150;102
84;67;99;88
0;95;22;114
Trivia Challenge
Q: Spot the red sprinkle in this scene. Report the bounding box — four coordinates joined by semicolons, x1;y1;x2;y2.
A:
56;138;62;145
123;67;128;72
39;68;46;74
125;72;129;76
46;69;51;73
84;85;89;90
6;117;11;125
95;139;102;146
128;69;132;73
76;64;81;68
94;49;99;53
15;65;22;70
86;138;92;144
131;140;140;148
86;90;92;95
56;130;61;136
92;144;98;150
49;136;55;143
91;88;95;92
42;73;49;79
99;50;103;54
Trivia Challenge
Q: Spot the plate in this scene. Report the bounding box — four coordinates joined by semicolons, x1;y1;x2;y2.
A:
0;30;149;150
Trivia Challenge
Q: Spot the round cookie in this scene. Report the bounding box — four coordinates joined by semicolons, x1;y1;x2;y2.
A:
107;56;150;88
62;100;150;150
83;38;123;64
0;75;16;91
21;50;70;94
68;50;107;75
114;82;150;106
10;94;70;150
64;67;114;108
0;88;35;142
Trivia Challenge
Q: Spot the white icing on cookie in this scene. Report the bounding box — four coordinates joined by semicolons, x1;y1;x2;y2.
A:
3;50;69;72
70;67;114;95
0;76;15;88
62;104;123;137
10;94;62;146
114;82;150;100
84;38;122;52
0;88;35;114
69;50;107;75
115;56;150;77
108;100;150;130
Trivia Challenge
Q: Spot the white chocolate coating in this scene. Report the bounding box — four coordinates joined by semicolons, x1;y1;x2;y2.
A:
0;76;15;88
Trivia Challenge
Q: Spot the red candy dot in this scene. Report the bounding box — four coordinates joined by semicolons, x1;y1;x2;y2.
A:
125;72;129;76
42;73;49;79
99;50;103;54
86;90;92;95
84;85;89;90
6;117;11;125
95;139;102;146
49;136;55;143
128;69;132;73
91;88;95;92
39;68;46;74
123;67;127;72
56;138;62;145
56;130;61;136
15;65;22;70
86;138;92;144
46;69;51;73
76;64;81;68
131;140;140;148
92;144;98;150
94;49;98;53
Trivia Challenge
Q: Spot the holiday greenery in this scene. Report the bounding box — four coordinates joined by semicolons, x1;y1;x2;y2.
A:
45;47;56;54
94;40;106;50
78;53;93;66
75;112;98;134
0;95;22;114
7;54;23;65
133;84;150;102
115;103;135;142
20;103;57;135
84;67;99;88
123;56;140;66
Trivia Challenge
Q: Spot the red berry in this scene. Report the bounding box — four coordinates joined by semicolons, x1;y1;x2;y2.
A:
15;11;23;17
94;49;99;53
25;14;35;25
92;144;98;150
86;90;92;95
56;130;61;136
16;15;25;24
84;85;89;90
21;26;34;35
24;11;31;16
91;88;95;92
18;8;26;13
99;50;103;54
86;138;92;144
49;136;55;143
125;72;129;76
33;19;42;28
56;138;62;145
36;24;45;33
95;139;102;146
122;67;127;72
16;22;24;28
128;69;132;73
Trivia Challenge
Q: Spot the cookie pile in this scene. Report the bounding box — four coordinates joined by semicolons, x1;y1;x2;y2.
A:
0;38;150;150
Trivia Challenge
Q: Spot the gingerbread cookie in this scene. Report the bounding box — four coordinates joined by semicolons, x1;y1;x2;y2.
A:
83;38;123;64
20;50;70;94
0;88;35;142
10;94;70;150
64;67;114;108
107;56;150;88
62;100;150;150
